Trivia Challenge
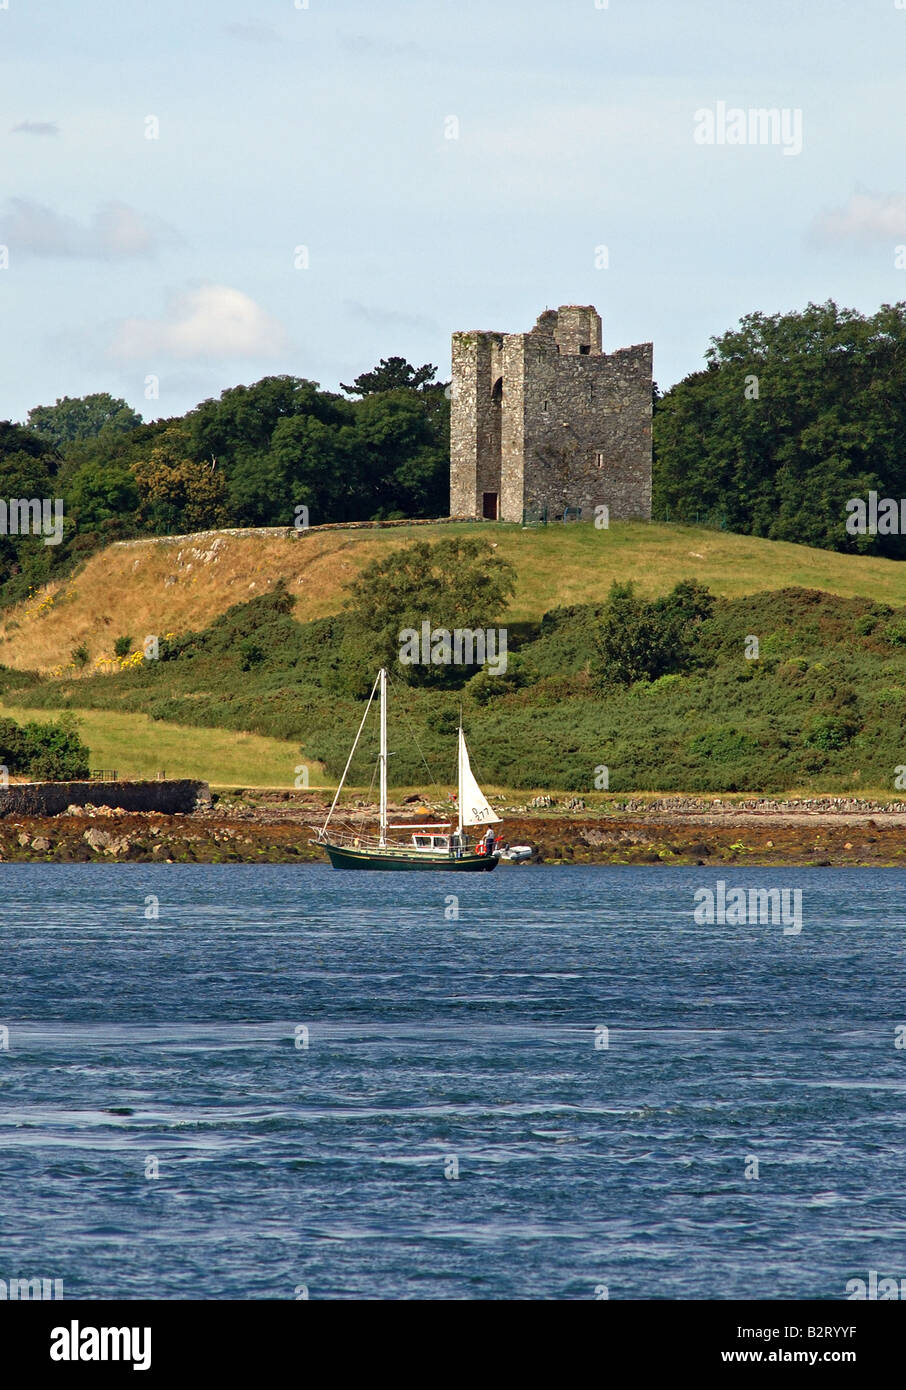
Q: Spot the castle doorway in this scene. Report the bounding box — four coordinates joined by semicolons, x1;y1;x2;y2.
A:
482;492;499;520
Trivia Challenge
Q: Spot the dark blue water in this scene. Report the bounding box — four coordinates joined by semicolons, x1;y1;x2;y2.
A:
1;864;905;1300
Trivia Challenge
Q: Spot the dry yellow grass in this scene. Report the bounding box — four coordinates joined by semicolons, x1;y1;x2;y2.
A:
5;520;906;674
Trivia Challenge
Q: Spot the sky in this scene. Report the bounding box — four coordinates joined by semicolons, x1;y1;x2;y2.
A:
1;0;905;424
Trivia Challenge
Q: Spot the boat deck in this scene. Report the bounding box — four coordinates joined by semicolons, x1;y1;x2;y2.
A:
315;830;499;872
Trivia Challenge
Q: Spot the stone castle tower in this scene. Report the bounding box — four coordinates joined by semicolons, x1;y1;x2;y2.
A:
449;305;653;523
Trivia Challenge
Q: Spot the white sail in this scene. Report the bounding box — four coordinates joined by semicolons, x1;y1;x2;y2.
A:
458;728;500;826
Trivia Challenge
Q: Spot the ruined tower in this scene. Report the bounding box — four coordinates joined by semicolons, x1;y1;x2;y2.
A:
450;305;653;523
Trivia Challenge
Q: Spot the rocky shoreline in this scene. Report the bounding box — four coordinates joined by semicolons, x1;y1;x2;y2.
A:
3;790;906;866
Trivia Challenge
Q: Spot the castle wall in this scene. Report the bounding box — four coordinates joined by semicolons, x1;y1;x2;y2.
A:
522;341;653;521
553;305;603;356
450;306;652;524
499;335;526;522
450;331;503;517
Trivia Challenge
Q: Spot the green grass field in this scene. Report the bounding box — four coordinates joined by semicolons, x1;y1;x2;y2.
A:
472;521;906;616
0;703;325;789
6;519;906;675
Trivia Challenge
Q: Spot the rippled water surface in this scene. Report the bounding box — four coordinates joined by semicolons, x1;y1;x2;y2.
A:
1;864;905;1299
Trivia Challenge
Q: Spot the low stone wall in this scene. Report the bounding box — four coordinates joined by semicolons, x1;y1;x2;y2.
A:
111;517;481;549
0;779;211;818
593;797;906;816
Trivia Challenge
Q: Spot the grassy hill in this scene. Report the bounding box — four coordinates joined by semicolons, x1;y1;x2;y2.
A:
6;519;906;675
6;559;906;794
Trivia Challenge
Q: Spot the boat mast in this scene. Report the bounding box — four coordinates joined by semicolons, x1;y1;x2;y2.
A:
457;713;464;838
379;667;388;846
319;670;381;838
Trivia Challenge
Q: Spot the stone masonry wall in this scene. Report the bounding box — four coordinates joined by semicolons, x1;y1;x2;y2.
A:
522;339;653;521
451;305;652;524
0;779;211;818
450;332;504;517
499;334;526;522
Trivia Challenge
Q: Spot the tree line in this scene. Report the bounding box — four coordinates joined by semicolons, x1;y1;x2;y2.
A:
0;358;449;607
5;298;906;611
653;299;906;556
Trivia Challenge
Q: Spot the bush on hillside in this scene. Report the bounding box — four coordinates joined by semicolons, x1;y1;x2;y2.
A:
341;537;517;689
592;580;714;689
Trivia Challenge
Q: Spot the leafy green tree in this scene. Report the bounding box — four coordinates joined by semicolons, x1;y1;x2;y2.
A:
0;430;66;605
592;583;671;687
353;391;448;516
57;419;168;477
186;376;350;462
184;376;357;526
0;420;57;463
68;461;140;529
133;430;228;532
255;414;358;524
27;393;142;447
0;448;58;521
340;359;450;516
0;712;91;780
654;300;906;556
341;357;439;396
0;716;28;773
341;537;517;689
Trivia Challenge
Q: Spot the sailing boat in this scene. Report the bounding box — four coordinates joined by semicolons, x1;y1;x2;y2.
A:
315;668;501;871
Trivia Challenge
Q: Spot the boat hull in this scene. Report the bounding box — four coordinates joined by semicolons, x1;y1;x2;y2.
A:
322;843;498;872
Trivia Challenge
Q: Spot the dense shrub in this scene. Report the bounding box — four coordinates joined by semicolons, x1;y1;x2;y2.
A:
592;580;714;689
0;715;91;780
0;716;28;772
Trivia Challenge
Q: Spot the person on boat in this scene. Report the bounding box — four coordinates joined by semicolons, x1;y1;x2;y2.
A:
482;826;495;856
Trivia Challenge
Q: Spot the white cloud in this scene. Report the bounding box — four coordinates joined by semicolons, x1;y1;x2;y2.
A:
111;284;289;362
811;192;906;245
0;199;180;258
